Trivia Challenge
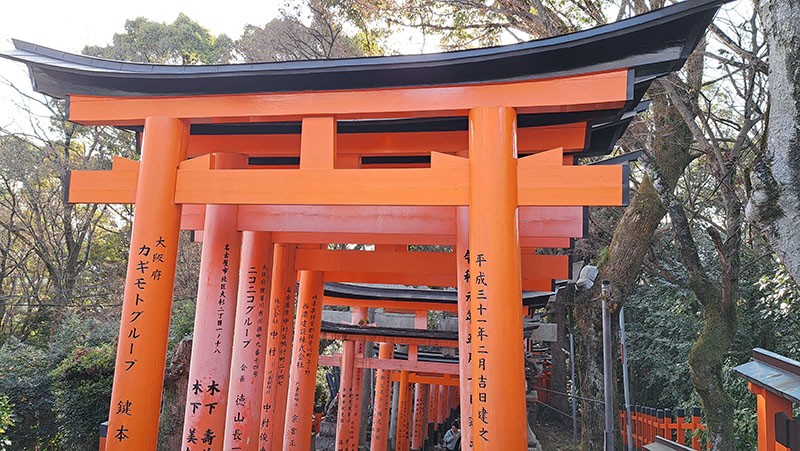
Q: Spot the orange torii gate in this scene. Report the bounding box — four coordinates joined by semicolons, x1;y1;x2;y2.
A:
1;1;723;449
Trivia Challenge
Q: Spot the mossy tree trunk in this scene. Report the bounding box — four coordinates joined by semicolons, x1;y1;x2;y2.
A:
648;149;740;450
747;0;800;283
648;39;761;443
573;69;698;449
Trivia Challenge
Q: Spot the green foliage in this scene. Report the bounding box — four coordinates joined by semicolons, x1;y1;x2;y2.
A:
0;338;57;449
625;280;700;408
83;14;233;64
754;262;800;358
0;395;14;450
50;344;115;450
168;297;197;351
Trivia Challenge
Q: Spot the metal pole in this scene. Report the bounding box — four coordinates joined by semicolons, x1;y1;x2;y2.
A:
569;333;578;442
620;307;633;451
601;280;615;451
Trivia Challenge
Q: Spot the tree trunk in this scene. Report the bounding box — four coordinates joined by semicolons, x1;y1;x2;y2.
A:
746;0;800;283
549;286;572;426
158;337;192;451
648;144;740;451
574;78;696;449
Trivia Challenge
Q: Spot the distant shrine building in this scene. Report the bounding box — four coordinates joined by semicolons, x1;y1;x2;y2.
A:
1;0;724;449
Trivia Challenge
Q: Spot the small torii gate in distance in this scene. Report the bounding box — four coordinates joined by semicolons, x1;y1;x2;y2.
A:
0;0;724;449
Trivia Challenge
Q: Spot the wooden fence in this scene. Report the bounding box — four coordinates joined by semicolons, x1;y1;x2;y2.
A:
619;406;708;450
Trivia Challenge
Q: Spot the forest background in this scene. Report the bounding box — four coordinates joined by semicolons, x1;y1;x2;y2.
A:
0;0;798;449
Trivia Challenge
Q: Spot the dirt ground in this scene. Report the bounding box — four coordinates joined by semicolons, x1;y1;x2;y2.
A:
535;421;581;451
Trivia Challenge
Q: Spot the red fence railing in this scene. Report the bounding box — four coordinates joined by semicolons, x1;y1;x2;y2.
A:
620;406;708;450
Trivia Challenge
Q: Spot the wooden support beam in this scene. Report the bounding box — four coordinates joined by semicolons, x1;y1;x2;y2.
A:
67;70;629;126
296;248;568;281
320;330;457;348
321;271;555;290
186;122;587;157
318;354;459;375
69;149;625;207
323;297;458;313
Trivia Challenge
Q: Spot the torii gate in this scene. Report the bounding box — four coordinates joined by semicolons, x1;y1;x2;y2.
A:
0;0;723;449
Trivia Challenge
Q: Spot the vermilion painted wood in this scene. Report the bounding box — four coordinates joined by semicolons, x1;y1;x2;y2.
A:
271;231;571;248
430;385;440;428
396;371;412;451
66;70;628;126
468;107;528;450
412;382;426;450
69;165;593;242
293;248;568;280
318;354;459;375
437;385;447;425
181;153;245;451
456;207;474;449
180;205;580;247
235;205;585;239
186;122;588;157
170;159;623;207
69;147;621;206
349;308;368;449
370;343;395;451
748;382;792;451
335;340;356;451
322;296;458;313
319;330;458;349
223;231;273;450
283;270;325;451
320;269;556;291
106;117;188;451
183;204;580;247
258;244;297;450
299;117;336;169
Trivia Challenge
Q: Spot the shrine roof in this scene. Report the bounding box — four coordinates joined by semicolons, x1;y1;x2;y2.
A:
2;0;724;99
324;282;554;308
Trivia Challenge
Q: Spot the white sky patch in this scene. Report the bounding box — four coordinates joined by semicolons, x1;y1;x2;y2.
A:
0;0;282;135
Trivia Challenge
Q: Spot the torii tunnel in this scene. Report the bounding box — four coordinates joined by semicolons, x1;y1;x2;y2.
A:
1;0;723;449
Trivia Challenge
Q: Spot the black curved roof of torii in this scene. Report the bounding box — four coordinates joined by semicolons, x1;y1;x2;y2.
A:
0;0;725;158
2;0;723;99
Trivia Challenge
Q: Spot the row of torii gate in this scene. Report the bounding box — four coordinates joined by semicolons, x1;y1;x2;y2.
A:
1;0;723;449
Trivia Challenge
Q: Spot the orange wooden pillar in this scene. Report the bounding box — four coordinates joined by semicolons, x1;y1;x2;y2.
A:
468;106;527;449
350;307;368;447
182;153;245;450
259;243;298;449
411;382;426;450
370;343;394;451
106;117;187;450
224;231;273;450
750;383;793;451
428;383;438;438
438;385;447;426
449;385;459;416
283;270;325;450
336;340;356;450
396;370;412;450
456;206;474;449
